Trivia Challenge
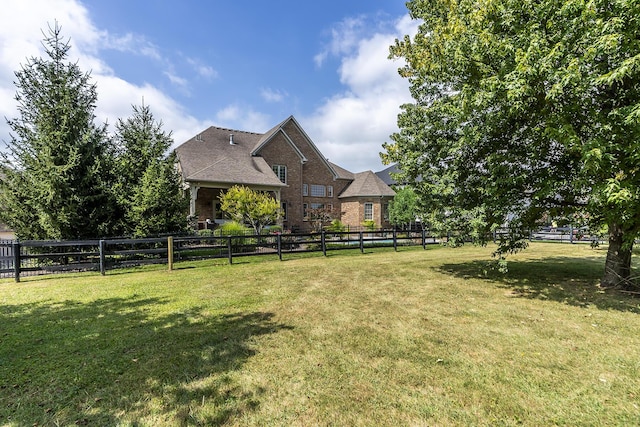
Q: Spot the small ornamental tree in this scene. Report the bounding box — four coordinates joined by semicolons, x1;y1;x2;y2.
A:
219;186;281;235
308;206;338;233
388;187;420;229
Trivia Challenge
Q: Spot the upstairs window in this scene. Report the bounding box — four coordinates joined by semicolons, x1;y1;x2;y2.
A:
272;165;287;183
303;184;308;196
327;185;334;197
311;184;326;197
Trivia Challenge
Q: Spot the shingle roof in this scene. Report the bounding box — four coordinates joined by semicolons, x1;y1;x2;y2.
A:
329;162;355;180
375;164;402;186
175;126;286;188
338;171;396;198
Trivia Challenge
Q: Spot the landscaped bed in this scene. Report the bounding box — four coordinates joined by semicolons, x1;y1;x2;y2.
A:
1;243;639;426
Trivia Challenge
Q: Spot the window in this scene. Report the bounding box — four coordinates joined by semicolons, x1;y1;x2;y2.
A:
281;202;287;220
303;184;308;196
383;203;389;221
311;203;325;210
303;203;308;219
364;203;373;221
272;165;286;183
327;185;334;197
311;184;326;197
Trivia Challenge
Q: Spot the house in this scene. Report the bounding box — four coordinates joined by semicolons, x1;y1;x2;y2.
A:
175;115;395;231
0;223;14;240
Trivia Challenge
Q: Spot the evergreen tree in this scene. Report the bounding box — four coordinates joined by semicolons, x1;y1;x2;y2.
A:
0;23;115;240
113;104;187;237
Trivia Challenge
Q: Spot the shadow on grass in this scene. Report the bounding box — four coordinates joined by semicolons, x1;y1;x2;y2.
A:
436;256;640;314
0;297;291;425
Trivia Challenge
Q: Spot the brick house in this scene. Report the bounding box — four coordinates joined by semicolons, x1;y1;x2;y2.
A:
175;116;395;231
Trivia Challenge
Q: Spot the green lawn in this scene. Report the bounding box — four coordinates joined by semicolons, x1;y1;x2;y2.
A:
1;243;639;426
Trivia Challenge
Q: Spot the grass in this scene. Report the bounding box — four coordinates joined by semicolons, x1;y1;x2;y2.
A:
1;243;640;426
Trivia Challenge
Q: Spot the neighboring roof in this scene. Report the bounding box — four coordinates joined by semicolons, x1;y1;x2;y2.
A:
339;171;396;198
175;126;286;188
375;163;402;186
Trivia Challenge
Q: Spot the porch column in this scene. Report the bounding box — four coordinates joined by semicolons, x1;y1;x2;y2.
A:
189;184;200;217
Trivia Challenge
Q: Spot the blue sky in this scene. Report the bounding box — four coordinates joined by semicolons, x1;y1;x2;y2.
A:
0;0;418;172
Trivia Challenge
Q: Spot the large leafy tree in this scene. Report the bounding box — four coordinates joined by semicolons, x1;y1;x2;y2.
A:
112;104;187;237
383;0;640;288
0;23;115;240
219;186;281;235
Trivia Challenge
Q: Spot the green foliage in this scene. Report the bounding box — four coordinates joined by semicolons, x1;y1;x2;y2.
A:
197;229;214;237
113;105;188;237
326;219;346;233
362;220;377;231
0;23;115;240
215;221;251;237
388;187;420;227
384;0;640;286
219;186;281;235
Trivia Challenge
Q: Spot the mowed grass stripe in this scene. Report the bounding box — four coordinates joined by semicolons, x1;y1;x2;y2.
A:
1;243;639;426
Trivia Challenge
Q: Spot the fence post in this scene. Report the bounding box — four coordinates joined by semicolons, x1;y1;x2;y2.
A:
359;231;364;253
12;242;20;283
227;236;233;264
99;239;106;276
167;236;174;271
569;224;574;244
321;230;327;256
277;233;282;261
393;228;397;251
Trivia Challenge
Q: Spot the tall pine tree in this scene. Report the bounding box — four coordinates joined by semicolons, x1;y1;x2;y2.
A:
112;104;187;237
0;23;115;240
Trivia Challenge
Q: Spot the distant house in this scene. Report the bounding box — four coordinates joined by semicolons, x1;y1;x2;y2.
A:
0;223;14;240
175;115;395;231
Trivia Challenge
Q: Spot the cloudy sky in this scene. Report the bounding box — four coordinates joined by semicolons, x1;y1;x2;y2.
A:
0;0;418;173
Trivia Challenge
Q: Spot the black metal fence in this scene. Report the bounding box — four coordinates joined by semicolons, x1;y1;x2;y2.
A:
0;227;605;282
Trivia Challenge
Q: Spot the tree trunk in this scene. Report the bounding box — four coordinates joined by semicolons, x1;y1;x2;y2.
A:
600;222;633;288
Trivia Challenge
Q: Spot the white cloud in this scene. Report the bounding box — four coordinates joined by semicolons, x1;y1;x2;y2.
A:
305;14;419;173
215;105;271;133
314;17;366;67
261;88;288;103
186;58;218;79
0;0;207;150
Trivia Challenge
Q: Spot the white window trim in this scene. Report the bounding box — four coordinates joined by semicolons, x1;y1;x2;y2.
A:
364;202;374;221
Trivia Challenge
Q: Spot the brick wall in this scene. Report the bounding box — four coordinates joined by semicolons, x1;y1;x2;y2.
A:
339;197;394;229
257;120;353;231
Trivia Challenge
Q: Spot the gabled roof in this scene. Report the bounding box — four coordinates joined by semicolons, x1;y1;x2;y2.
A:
339;171;396;198
175;126;286;188
251;116;340;180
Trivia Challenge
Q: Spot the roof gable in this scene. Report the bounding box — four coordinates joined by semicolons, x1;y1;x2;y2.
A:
252;116;340;180
339;171;396;198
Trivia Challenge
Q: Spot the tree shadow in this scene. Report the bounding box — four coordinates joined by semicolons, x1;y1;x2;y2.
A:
436;256;640;313
0;296;291;425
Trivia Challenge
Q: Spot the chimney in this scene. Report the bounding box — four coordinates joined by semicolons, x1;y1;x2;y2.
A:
229;134;235;145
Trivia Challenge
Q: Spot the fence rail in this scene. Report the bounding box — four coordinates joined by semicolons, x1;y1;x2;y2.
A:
0;227;604;282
